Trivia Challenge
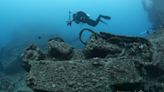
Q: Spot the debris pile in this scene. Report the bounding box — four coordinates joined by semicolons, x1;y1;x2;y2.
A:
22;29;164;92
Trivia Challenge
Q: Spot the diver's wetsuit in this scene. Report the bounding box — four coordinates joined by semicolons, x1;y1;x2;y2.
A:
72;11;111;27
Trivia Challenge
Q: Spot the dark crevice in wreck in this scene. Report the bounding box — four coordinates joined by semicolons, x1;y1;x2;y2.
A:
110;82;145;92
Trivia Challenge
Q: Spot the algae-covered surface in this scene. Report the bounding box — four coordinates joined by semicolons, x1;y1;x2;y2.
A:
0;0;164;92
20;28;164;92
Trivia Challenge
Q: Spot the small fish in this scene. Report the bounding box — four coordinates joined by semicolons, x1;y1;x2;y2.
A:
159;25;164;28
38;36;42;39
0;47;4;52
140;30;150;35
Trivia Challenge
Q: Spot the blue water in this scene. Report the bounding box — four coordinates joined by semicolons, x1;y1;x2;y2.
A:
0;0;151;48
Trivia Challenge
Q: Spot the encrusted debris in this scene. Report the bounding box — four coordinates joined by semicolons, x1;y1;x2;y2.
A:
22;28;164;92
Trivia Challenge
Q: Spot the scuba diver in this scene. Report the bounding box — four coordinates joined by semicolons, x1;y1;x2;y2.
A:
67;11;111;27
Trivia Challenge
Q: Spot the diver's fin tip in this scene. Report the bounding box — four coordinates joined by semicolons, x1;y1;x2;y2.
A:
101;15;111;20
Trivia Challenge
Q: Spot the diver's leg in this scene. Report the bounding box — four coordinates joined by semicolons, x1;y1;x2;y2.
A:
96;15;102;23
86;15;111;27
86;19;99;27
87;16;102;27
94;15;108;25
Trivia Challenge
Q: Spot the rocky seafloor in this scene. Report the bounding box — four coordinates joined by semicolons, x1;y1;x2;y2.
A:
18;28;164;92
0;28;164;92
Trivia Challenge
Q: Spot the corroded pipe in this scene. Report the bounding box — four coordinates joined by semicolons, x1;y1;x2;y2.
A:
79;28;101;45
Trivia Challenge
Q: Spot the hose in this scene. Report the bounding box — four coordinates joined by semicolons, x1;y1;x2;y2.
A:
79;28;101;45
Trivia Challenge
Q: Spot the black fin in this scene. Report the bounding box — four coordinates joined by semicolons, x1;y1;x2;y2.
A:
101;15;111;20
100;20;107;24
